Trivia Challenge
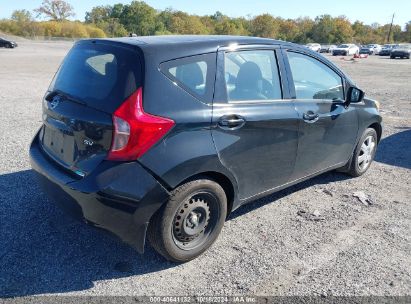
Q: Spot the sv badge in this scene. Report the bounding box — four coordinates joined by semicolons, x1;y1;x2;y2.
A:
83;139;94;146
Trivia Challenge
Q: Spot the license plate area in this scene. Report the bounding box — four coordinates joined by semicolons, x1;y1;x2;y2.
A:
42;126;75;167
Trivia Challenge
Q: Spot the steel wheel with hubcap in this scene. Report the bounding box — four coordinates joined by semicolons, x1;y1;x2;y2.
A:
148;178;227;262
357;135;376;171
343;128;378;177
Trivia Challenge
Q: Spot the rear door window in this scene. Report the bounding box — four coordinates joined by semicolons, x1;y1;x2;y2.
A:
160;53;216;103
49;42;142;113
224;50;282;101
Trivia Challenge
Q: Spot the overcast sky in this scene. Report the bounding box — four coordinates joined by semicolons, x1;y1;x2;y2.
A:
0;0;409;28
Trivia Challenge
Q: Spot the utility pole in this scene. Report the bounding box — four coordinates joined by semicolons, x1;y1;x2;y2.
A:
387;13;395;43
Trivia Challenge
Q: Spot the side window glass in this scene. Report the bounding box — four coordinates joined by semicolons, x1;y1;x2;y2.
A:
225;50;282;102
169;61;207;95
160;53;215;102
287;51;344;100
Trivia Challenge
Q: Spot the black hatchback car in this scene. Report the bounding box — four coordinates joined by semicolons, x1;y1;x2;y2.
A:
0;37;17;48
30;36;382;262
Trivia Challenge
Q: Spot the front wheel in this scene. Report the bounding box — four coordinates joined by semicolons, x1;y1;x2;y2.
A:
345;128;378;177
147;178;227;262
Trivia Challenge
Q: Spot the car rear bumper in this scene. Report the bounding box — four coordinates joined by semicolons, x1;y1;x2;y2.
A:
29;133;170;253
332;50;348;55
360;50;372;54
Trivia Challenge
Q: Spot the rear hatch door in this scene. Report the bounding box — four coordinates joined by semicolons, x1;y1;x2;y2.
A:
39;40;142;177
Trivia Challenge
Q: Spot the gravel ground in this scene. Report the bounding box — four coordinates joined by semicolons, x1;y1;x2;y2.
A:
0;41;410;299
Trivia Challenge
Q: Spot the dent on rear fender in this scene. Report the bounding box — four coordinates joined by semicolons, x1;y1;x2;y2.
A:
139;129;221;187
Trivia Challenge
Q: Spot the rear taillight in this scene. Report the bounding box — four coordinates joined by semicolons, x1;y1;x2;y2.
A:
107;87;175;161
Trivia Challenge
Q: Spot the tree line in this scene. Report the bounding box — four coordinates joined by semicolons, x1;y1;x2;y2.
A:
1;0;410;43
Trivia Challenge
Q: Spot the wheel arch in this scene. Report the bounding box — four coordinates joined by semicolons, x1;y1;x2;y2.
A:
368;122;382;143
173;171;237;218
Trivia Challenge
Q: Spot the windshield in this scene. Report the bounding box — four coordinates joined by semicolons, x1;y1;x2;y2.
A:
49;42;142;113
338;44;349;48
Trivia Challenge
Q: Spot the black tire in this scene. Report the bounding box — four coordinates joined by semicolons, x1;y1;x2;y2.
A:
390;55;395;59
344;128;378;177
147;178;227;262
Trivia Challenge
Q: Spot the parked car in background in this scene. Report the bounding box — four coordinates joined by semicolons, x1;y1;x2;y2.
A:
361;44;382;55
320;44;337;53
359;47;372;55
30;35;382;262
305;43;321;52
390;44;411;59
360;44;381;55
379;44;398;56
332;44;359;56
0;37;17;48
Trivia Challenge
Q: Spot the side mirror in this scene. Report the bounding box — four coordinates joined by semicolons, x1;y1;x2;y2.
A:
345;87;364;107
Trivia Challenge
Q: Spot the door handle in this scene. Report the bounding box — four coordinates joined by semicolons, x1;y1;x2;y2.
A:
303;111;319;123
218;115;246;130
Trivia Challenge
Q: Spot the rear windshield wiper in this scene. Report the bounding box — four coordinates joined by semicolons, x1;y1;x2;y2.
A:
45;89;87;106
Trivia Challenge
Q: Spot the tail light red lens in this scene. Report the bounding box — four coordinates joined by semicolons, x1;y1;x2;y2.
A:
107;87;175;161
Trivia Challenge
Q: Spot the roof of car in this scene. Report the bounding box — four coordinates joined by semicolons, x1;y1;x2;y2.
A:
110;35;285;47
80;35;343;74
93;35;298;62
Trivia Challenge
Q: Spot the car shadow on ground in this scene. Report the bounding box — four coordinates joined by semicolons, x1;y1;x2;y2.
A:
0;170;174;298
1;130;409;297
374;129;411;170
1;169;351;298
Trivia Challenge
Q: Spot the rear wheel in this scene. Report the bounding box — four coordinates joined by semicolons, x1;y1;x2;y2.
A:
344;128;378;177
147;178;227;262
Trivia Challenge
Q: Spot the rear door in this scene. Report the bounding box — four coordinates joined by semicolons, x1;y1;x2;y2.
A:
39;40;142;177
282;49;358;180
211;46;299;201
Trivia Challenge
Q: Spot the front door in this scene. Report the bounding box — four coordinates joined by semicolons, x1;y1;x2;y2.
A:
283;50;359;180
211;47;299;201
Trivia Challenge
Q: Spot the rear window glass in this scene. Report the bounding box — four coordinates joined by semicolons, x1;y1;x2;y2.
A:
49;42;142;113
160;53;216;103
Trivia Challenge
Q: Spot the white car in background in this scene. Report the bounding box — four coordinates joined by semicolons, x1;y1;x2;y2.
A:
332;44;360;56
305;43;321;52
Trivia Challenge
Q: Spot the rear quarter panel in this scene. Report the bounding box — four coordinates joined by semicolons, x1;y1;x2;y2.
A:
137;50;239;199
